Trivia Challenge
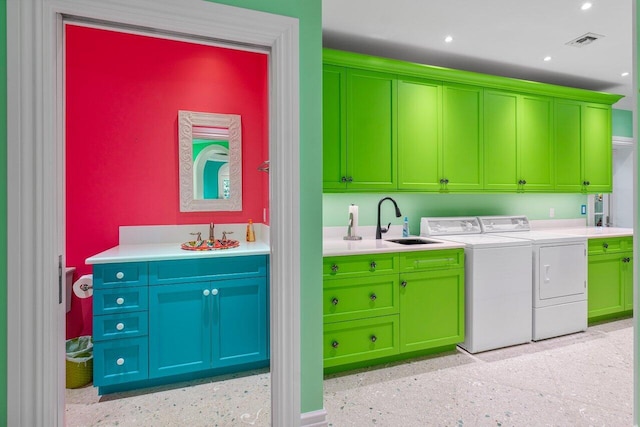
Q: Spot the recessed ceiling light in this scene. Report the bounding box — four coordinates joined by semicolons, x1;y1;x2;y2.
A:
581;2;592;10
621;72;630;77
544;56;552;62
445;35;453;43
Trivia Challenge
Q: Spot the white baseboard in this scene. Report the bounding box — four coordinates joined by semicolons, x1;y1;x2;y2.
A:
300;408;328;427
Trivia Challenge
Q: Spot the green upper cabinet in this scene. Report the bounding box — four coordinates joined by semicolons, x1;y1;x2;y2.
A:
484;90;553;191
554;100;583;192
483;90;518;191
441;83;483;191
322;65;397;191
518;94;554;191
555;99;612;193
346;69;397;190
583;103;612;192
322;65;348;190
397;78;441;191
322;48;622;194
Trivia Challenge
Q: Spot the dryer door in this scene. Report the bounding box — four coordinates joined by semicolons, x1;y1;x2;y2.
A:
538;243;586;301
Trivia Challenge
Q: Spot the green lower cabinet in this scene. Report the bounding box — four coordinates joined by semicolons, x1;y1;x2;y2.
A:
587;237;633;321
323;249;465;372
399;268;464;352
323;315;400;368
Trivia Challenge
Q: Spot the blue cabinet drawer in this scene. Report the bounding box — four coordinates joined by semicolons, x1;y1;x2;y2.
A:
94;286;148;315
94;337;148;387
94;312;148;341
149;255;267;285
93;262;148;288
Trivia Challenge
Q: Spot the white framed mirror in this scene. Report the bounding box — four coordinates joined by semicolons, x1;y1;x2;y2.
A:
179;110;242;211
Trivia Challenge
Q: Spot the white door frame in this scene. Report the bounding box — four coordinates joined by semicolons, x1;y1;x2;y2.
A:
6;1;301;425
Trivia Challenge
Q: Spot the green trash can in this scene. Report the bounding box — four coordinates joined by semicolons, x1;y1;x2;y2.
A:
66;336;93;389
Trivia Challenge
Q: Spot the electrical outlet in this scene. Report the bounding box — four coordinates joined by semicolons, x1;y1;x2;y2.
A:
549;208;555;218
581;204;587;215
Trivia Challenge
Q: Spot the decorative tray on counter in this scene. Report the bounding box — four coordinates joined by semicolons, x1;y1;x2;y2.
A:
181;239;240;251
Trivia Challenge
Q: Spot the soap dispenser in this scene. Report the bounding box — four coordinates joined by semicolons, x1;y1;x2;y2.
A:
246;219;256;242
402;216;410;237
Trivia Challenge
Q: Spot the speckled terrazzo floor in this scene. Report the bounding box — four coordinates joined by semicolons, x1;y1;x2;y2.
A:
66;318;633;426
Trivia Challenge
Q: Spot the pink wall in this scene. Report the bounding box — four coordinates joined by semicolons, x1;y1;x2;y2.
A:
65;24;269;339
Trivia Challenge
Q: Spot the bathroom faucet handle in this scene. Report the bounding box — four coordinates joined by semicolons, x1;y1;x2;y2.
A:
190;232;202;242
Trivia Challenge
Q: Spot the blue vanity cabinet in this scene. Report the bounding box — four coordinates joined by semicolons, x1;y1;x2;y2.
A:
91;254;269;394
92;262;150;389
148;255;269;379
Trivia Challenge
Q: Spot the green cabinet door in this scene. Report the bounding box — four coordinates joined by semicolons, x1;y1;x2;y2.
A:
518;94;554;191
555;99;583;192
624;256;633;311
588;253;625;319
397;78;441;191
322;65;348;190
346;69;397;190
483;90;518;191
583;103;612;193
441;83;483;190
399;268;464;353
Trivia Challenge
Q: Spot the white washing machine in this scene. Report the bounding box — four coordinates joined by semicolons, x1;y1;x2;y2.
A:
479;216;587;341
421;217;532;353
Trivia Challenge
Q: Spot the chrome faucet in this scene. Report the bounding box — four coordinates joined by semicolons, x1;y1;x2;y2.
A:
376;197;402;239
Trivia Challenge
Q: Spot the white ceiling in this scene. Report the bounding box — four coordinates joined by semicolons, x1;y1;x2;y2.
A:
323;0;633;110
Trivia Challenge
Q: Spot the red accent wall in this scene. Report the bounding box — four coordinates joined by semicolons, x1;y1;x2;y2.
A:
65;24;269;339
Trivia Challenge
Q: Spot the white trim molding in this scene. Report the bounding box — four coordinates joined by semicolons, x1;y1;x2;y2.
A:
6;0;301;426
301;408;329;427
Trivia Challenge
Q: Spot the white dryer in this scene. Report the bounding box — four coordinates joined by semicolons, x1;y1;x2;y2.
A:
421;217;532;353
479;216;587;341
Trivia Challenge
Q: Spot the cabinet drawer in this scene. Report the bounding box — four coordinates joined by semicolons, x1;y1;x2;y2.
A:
93;262;148;288
149;255;267;285
94;312;148;341
324;276;399;323
94;337;148;387
323;253;398;279
94;286;148;315
588;237;633;255
399;249;464;272
323;315;399;368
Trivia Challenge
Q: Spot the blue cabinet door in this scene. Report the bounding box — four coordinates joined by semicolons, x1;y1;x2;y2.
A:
212;277;268;367
148;282;213;378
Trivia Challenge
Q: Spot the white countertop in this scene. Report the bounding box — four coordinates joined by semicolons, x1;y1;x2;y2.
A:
544;226;633;238
86;241;270;264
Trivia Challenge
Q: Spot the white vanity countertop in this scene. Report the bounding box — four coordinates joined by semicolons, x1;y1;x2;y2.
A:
86;241;270;264
86;223;270;264
323;226;464;257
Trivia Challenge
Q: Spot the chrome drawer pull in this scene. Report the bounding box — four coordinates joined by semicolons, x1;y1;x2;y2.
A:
116;322;125;331
116;297;125;305
203;289;210;296
116;357;125;366
370;335;377;343
115;271;125;280
370;261;377;269
331;264;339;273
331;341;339;349
331;298;339;305
401;281;407;288
370;293;377;301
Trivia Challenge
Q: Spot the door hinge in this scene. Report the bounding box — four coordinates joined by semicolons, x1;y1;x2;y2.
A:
58;255;63;305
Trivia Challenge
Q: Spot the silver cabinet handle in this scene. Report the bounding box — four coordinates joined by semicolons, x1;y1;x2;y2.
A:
370;293;377;301
116;297;125;305
401;280;407;288
370;335;377;343
331;341;339;349
370;261;377;270
116;322;125;331
203;289;210;296
331;297;339;305
116;357;125;366
331;264;339;273
115;271;124;280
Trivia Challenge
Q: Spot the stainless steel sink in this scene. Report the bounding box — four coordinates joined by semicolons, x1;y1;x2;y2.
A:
385;238;442;245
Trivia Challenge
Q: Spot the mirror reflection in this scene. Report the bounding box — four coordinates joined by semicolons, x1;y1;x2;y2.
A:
179;110;242;212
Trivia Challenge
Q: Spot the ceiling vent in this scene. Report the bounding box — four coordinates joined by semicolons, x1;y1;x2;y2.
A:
565;32;604;47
